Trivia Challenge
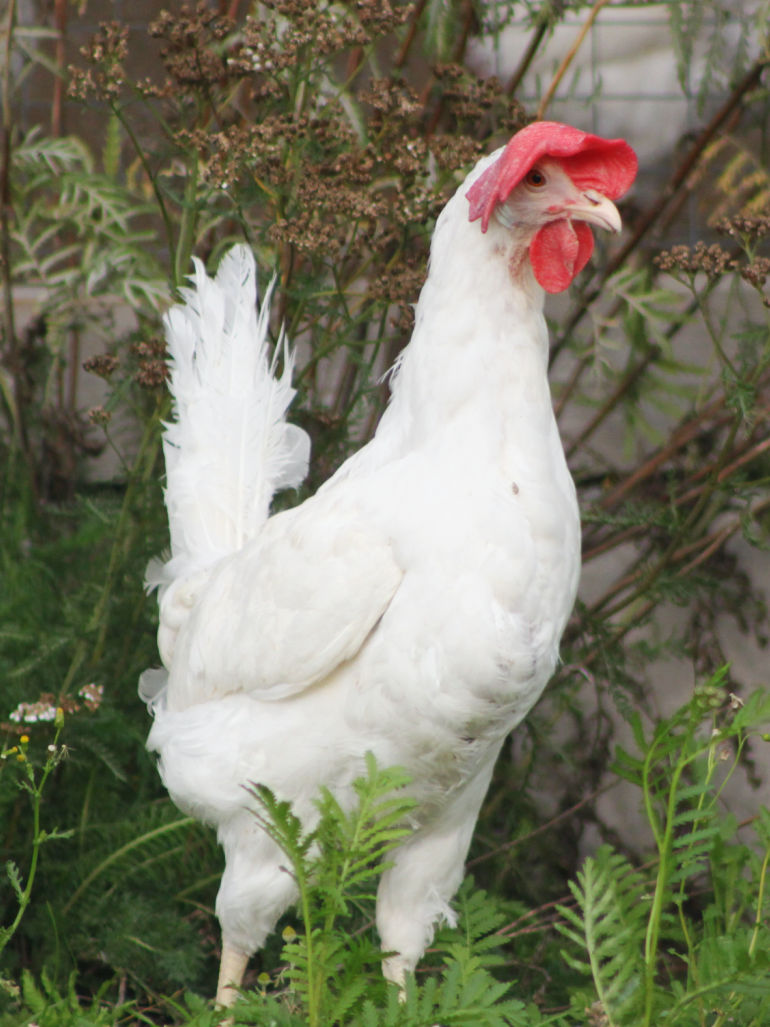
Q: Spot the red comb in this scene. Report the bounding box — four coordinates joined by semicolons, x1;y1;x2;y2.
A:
467;122;638;232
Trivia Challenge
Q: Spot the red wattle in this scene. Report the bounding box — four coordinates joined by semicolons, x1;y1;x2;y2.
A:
529;221;595;293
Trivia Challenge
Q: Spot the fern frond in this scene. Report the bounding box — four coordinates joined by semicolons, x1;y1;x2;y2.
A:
63;807;203;914
13;128;93;175
247;783;313;870
313;754;416;912
435;880;510;973
557;846;646;1026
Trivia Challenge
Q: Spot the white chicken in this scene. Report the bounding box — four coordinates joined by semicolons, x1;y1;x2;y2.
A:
141;120;637;1005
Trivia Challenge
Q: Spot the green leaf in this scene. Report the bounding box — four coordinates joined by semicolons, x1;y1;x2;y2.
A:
5;860;24;902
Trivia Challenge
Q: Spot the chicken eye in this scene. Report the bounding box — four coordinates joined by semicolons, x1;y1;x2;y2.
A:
525;168;546;188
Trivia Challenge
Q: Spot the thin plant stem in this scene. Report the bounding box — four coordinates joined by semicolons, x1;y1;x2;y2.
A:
507;12;549;97
395;0;427;69
111;100;177;270
0;0;25;456
536;0;611;121
748;845;770;959
0;723;65;957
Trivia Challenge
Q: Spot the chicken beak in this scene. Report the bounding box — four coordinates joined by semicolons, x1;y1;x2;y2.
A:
568;189;622;234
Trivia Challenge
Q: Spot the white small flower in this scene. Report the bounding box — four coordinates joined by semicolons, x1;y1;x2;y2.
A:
78;683;104;710
8;700;57;724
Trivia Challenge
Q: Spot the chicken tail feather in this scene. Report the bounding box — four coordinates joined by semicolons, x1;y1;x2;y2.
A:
153;244;310;590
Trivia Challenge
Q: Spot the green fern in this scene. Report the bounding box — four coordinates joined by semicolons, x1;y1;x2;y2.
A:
557;678;770;1027
355;964;532;1027
0;970;130;1027
557;847;646;1026
247;755;417;1027
243;756;539;1027
313;757;418;915
436;879;512;971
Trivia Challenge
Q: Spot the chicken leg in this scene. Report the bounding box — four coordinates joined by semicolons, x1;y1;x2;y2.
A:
215;943;249;1007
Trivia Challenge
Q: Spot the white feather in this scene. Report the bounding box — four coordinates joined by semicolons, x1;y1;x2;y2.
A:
155;245;310;586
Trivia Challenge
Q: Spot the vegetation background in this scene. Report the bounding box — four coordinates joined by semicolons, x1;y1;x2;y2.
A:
1;1;769;1024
